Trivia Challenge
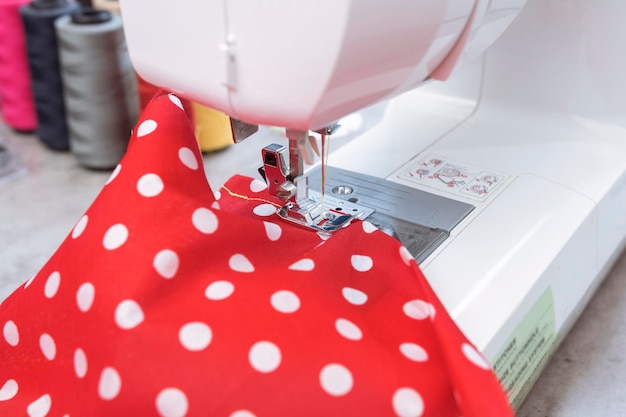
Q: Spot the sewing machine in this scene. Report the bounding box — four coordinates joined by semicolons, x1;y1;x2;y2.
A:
120;0;626;409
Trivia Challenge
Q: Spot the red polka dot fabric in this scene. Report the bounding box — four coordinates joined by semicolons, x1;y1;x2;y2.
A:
0;93;513;417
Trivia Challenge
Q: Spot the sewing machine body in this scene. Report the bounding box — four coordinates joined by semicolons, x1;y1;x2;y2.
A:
121;0;626;408
319;0;626;405
122;0;526;131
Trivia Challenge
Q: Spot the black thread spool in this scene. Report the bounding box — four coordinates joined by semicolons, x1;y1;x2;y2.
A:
55;8;138;169
20;0;79;150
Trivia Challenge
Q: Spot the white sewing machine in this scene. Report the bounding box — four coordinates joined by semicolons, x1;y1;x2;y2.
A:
120;0;626;409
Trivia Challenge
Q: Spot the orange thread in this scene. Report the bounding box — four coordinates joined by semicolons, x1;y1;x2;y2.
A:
221;185;281;208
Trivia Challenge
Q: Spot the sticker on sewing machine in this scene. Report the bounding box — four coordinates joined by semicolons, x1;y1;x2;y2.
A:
492;286;557;410
398;155;508;201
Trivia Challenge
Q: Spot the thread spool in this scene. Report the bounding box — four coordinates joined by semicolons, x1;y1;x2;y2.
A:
20;0;79;150
191;102;233;152
0;0;37;132
55;9;138;169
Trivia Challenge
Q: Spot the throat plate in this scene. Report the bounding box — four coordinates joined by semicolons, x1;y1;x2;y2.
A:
307;166;475;263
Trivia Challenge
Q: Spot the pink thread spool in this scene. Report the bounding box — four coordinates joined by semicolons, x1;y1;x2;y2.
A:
0;0;37;132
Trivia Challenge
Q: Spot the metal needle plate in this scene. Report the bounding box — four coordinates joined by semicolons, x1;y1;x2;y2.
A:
306;166;475;263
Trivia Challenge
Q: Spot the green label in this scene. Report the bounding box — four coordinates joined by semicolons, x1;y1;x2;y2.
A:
493;286;556;410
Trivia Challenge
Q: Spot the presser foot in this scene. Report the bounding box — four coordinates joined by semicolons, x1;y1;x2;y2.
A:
276;190;375;234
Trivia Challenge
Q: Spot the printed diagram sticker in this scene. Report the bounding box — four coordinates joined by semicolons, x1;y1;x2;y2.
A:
399;156;508;201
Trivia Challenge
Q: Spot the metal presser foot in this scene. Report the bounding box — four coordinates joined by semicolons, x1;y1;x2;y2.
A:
259;129;374;234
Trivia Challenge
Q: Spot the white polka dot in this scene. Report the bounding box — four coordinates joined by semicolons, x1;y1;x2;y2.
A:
249;341;281;373
156;388;189;417
362;221;378;233
393;387;424;417
288;258;315;271
24;276;35;288
179;322;212;351
400;246;414;266
76;283;95;312
72;215;88;239
44;271;60;298
214;190;221;200
229;254;254;273
230;411;256;417
249;179;267;193
264;222;282;241
27;394;51;417
428;304;436;319
270;290;300;314
403;300;432;320
178;147;198;170
320;364;353;396
74;348;88;378
3;320;19;346
335;318;362;341
400;343;429;362
342;287;368;306
39;334;56;361
103;224;129;250
211;201;221;210
114;300;144;329
153;250;180;279
98;367;122;400
137;119;158;137
192;208;218;234
0;379;18;401
137;173;164;197
351;254;373;272
205;281;235;300
252;204;277;217
168;94;184;110
106;164;121;185
462;343;490;370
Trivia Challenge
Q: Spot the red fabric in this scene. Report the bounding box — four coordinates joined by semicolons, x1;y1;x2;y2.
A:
0;93;513;417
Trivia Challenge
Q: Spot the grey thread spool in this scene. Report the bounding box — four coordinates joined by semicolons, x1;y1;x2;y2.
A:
55;9;138;169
